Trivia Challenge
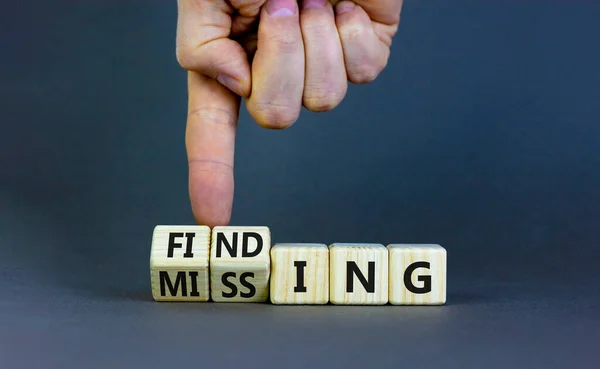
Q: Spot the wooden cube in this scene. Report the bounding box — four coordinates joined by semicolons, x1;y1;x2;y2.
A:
388;244;447;305
329;243;388;305
210;226;271;302
270;243;329;305
150;225;210;301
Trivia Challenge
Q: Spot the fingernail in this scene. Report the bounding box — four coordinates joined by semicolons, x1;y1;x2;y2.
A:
302;0;326;9
266;0;297;16
216;74;240;94
336;1;355;14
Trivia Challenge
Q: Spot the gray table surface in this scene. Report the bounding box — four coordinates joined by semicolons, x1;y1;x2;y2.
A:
1;0;599;368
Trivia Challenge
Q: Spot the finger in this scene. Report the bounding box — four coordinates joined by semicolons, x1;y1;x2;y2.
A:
186;71;240;227
176;0;251;97
345;0;403;26
230;0;265;35
335;1;391;84
246;0;305;129
300;0;347;112
231;14;258;36
239;33;258;61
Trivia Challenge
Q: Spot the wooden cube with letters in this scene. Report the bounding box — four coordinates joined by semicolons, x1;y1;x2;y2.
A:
270;243;329;304
150;225;211;301
210;226;271;302
387;244;447;305
329;243;388;305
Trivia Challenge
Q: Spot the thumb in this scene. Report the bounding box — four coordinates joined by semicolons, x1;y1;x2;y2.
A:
176;0;251;97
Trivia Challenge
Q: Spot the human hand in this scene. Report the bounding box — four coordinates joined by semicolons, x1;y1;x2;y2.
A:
176;0;403;226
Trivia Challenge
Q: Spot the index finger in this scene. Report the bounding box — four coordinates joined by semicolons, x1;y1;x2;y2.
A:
186;71;240;227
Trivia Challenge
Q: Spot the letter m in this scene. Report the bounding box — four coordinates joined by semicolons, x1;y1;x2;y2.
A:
159;271;187;296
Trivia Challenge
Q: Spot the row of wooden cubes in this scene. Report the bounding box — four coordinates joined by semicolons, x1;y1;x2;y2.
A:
150;226;447;305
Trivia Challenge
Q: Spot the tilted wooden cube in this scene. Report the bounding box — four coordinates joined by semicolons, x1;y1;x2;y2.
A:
388;244;447;305
150;225;211;301
329;243;389;305
210;226;271;302
270;243;329;305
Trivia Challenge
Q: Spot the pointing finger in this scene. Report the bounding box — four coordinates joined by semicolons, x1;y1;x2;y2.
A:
186;71;240;227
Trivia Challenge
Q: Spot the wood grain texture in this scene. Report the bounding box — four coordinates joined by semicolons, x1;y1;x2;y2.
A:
210;226;271;302
388;244;447;305
270;243;329;305
329;243;388;305
150;225;211;301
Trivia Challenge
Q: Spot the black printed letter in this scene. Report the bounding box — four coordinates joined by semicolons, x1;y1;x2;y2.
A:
189;271;200;297
216;232;237;257
183;233;195;258
167;233;183;257
240;272;256;298
294;261;307;293
347;261;375;293
159;271;187;296
221;272;238;298
404;261;432;294
242;232;263;257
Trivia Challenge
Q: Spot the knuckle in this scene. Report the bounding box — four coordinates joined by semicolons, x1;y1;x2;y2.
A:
178;42;246;74
340;22;368;41
188;107;237;128
303;90;345;112
188;159;233;177
302;15;333;34
229;0;263;15
176;45;195;70
266;33;302;54
348;62;383;84
252;102;299;129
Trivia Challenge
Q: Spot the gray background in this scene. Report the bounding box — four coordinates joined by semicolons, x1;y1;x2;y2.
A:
1;0;599;368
